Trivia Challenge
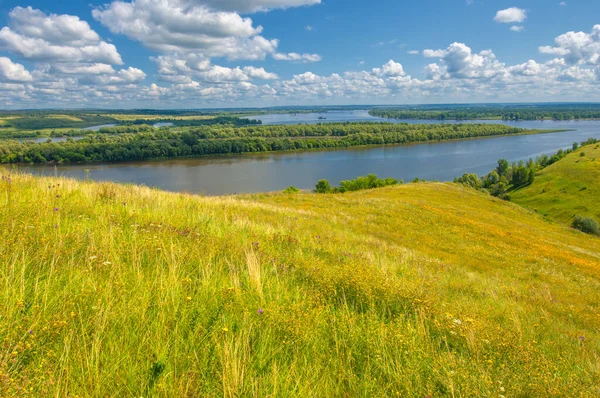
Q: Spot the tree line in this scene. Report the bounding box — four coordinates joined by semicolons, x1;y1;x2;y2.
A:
0;123;532;164
454;138;600;199
370;108;600;121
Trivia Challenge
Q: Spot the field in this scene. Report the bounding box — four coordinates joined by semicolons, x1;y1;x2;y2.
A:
107;114;216;122
1;167;599;396
0;115;117;131
511;143;600;225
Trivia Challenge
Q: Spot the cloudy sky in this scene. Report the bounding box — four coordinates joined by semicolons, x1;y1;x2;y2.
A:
0;0;599;108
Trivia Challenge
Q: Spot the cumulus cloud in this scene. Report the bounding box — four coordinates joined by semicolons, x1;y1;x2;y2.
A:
272;52;322;62
423;43;504;79
494;7;527;24
93;0;279;60
372;60;406;76
243;66;279;79
0;7;122;64
510;25;524;32
0;57;33;82
152;54;278;83
93;0;321;62
539;25;600;65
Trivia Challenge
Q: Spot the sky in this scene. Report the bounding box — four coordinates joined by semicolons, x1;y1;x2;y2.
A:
0;0;600;108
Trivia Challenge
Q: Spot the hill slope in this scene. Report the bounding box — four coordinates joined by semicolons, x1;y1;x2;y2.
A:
511;143;600;225
1;171;599;396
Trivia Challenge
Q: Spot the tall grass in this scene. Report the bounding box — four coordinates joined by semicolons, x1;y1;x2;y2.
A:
1;168;599;396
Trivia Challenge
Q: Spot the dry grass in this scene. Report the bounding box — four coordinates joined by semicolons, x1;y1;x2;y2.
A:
0;169;599;396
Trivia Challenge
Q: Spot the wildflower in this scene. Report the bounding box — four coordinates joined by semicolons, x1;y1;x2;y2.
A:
103;261;112;266
186;296;192;301
580;336;585;342
222;327;229;332
54;208;60;212
29;330;33;335
257;309;264;315
453;319;462;325
89;256;97;260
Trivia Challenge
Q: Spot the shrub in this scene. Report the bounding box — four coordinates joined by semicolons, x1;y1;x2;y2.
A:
454;173;482;190
572;216;600;236
314;179;332;194
282;186;300;194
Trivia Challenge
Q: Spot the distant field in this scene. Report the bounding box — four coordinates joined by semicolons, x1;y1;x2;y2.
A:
108;114;216;121
512;143;600;225
0;115;117;130
0;170;599;396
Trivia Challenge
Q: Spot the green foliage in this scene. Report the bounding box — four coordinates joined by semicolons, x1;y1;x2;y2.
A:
572;216;600;236
121;116;261;127
282;186;300;194
314;179;332;193
337;174;399;193
314;174;399;194
370;106;600;121
0;123;533;164
454;174;482;190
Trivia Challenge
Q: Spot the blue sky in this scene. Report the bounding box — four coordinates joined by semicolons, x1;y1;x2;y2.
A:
0;0;599;108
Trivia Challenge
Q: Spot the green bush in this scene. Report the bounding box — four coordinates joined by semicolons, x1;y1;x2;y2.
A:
282;186;300;194
572;216;600;236
314;179;332;194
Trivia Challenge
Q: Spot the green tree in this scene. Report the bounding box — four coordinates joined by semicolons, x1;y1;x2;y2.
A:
314;179;332;194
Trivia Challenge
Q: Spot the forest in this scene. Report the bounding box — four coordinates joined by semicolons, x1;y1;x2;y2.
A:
370;108;600;121
0;123;534;164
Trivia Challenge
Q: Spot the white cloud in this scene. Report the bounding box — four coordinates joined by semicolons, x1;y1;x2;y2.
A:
422;43;504;79
0;7;122;64
0;57;33;82
539;25;600;65
407;50;420;55
152;54;278;83
93;0;279;60
494;7;527;24
510;25;524;32
305;25;314;31
51;63;117;75
372;60;405;77
273;52;322;62
93;0;319;62
243;66;278;80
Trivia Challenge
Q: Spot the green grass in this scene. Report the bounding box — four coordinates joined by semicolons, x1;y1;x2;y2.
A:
0;115;117;131
511;144;600;226
1;170;599;396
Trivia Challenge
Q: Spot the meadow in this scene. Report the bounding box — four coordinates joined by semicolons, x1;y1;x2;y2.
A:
1;164;599;396
511;143;600;226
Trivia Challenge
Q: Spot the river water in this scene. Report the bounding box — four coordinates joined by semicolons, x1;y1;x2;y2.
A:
19;112;600;195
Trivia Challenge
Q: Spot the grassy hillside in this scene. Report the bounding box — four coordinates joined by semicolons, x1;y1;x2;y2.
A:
511;143;600;225
1;171;600;396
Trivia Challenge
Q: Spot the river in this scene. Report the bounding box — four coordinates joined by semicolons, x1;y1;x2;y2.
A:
19;112;600;195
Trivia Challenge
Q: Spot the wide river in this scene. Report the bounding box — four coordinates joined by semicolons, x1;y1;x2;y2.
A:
20;111;600;195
